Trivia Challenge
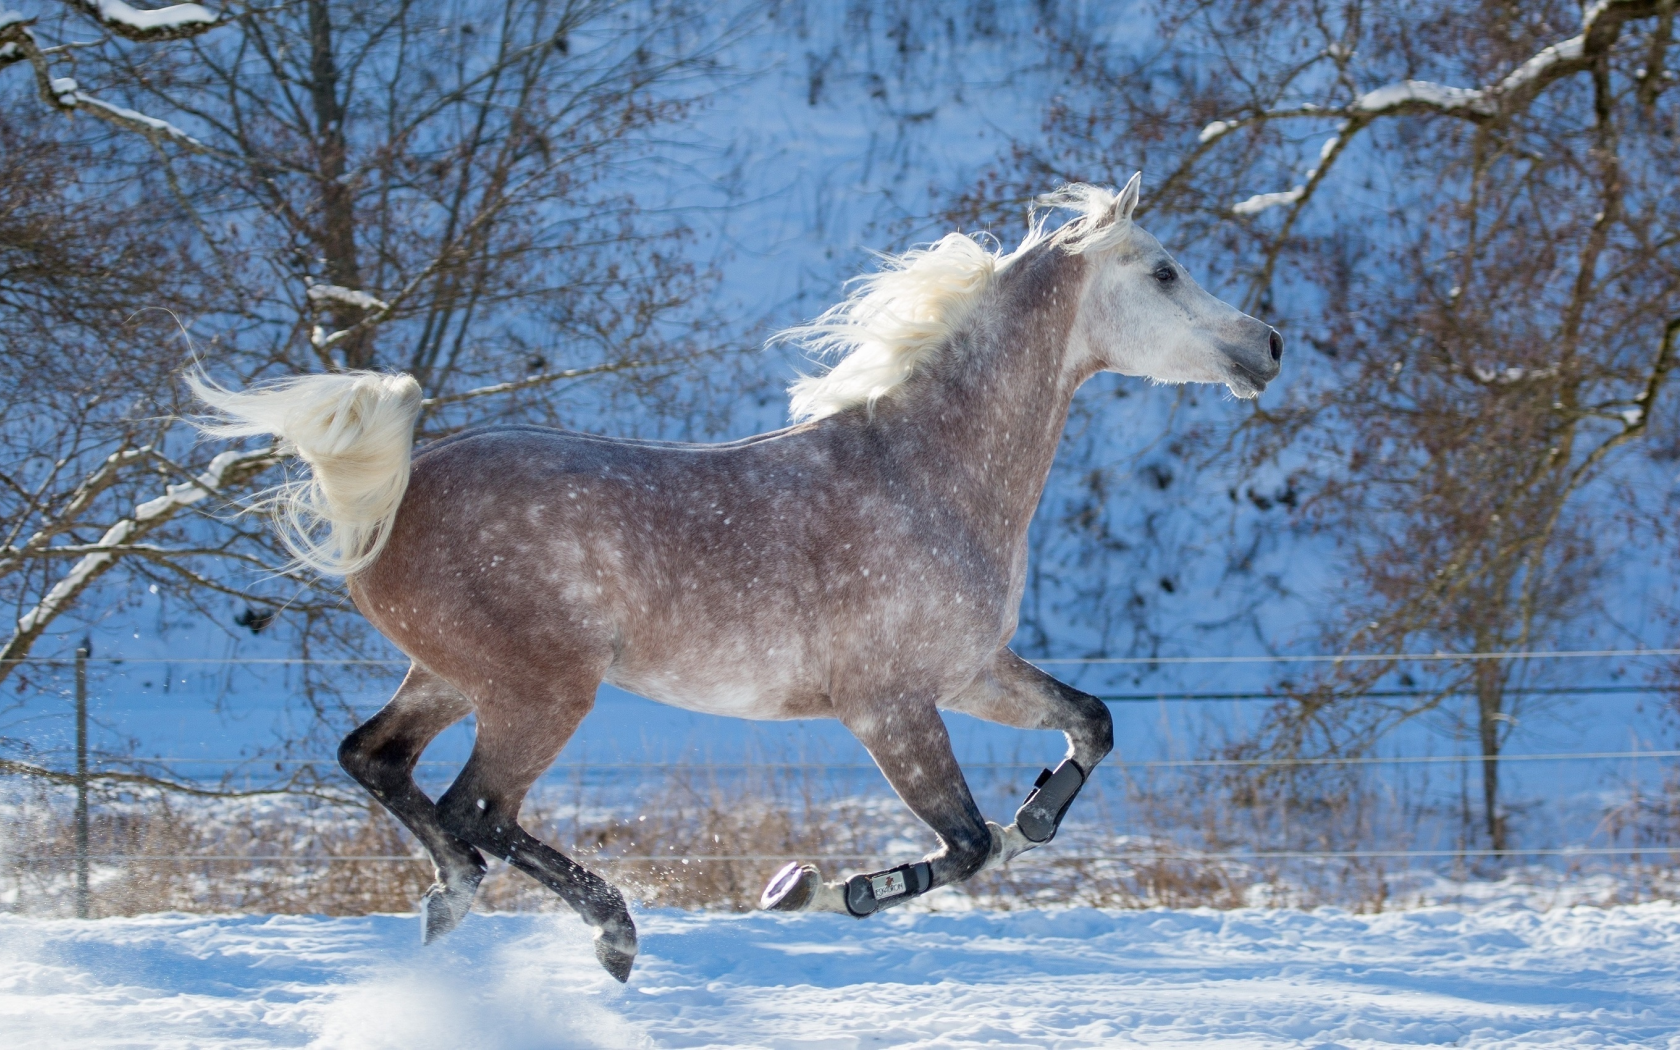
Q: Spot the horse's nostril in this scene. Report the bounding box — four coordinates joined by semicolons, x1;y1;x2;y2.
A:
1268;330;1283;363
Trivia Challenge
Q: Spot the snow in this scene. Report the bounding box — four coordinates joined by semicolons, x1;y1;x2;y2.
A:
1197;119;1233;144
1471;365;1560;385
307;284;389;314
1345;27;1584;117
39;73;204;146
1355;79;1492;114
1496;36;1584;95
68;91;203;146
92;1;218;33
1232;187;1305;217
4;902;1678;1048
1231;132;1344;217
1218;20;1605;219
13;449;266;637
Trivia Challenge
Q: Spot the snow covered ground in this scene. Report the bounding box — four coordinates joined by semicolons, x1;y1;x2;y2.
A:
3;901;1677;1049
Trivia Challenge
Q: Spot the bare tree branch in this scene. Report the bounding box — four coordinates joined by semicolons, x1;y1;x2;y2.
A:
0;447;277;684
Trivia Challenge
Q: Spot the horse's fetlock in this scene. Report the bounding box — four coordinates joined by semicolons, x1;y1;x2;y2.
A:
946;830;991;881
595;912;638;954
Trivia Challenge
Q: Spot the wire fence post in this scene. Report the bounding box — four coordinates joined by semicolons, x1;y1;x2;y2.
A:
74;641;90;920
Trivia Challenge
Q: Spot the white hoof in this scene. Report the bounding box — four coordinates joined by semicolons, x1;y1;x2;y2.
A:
760;862;849;913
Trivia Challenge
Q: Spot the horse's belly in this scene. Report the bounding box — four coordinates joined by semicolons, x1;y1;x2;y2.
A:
604;664;830;720
603;638;832;720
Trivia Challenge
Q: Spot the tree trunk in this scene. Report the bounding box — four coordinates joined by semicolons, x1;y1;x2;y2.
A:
1474;659;1508;853
306;0;370;369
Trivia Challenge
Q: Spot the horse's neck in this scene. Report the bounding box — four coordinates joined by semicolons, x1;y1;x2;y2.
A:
892;253;1091;550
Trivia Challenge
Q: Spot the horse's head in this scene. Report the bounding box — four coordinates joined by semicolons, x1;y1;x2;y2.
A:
1067;174;1282;399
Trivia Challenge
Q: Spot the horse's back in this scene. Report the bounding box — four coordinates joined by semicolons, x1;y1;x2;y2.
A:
358;422;848;712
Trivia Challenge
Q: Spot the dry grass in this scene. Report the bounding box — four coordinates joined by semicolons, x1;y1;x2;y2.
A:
4;756;1677;918
0;766;912;918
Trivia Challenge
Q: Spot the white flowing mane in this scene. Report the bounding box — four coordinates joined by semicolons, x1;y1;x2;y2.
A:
780;183;1133;423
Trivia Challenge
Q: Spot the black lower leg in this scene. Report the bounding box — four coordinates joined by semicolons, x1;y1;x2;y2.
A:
339;703;486;941
340;725;486;876
438;789;637;981
845;705;993;914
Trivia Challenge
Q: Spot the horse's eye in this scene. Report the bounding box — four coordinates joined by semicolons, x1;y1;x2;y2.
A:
1153;265;1177;284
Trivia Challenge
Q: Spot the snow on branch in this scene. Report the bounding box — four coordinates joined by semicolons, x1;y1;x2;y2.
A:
1495;34;1587;95
305;282;389;356
1346;31;1586;119
0;447;278;684
52;76;206;148
306;283;392;354
1231;131;1344;217
1469;364;1561;386
68;0;222;42
1216;0;1664;217
421;360;657;407
306;283;389;314
1231;188;1304;217
0;16;211;151
0;10;25;66
1353;80;1492;116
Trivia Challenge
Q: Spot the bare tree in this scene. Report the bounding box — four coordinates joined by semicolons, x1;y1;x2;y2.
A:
963;0;1680;851
0;1;743;720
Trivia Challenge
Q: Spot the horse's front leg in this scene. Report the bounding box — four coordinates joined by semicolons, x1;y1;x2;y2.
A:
761;696;994;917
939;648;1113;869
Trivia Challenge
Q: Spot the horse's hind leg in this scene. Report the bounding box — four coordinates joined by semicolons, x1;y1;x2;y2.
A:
940;648;1114;864
762;697;994;917
338;664;486;942
433;674;638;981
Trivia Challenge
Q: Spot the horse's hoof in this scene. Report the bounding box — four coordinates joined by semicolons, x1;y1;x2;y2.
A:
590;913;638;983
595;941;635;982
761;862;818;911
761;862;849;913
593;932;637;982
419;870;482;944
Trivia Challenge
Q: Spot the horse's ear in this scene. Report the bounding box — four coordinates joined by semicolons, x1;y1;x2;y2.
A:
1110;172;1143;225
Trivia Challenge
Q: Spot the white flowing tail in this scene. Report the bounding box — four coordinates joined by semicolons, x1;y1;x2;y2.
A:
188;370;423;576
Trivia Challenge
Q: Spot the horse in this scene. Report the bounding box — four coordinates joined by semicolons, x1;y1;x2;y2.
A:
190;174;1282;982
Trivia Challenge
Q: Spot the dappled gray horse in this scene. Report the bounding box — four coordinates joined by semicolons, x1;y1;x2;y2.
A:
192;175;1282;981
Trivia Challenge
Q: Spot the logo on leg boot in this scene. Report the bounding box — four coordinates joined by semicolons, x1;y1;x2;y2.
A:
869;870;908;898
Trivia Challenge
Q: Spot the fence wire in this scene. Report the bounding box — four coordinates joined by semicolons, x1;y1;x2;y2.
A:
6;651;1680;885
12;846;1680;864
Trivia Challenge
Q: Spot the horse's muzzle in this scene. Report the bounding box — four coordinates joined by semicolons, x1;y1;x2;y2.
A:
1221;328;1283;398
